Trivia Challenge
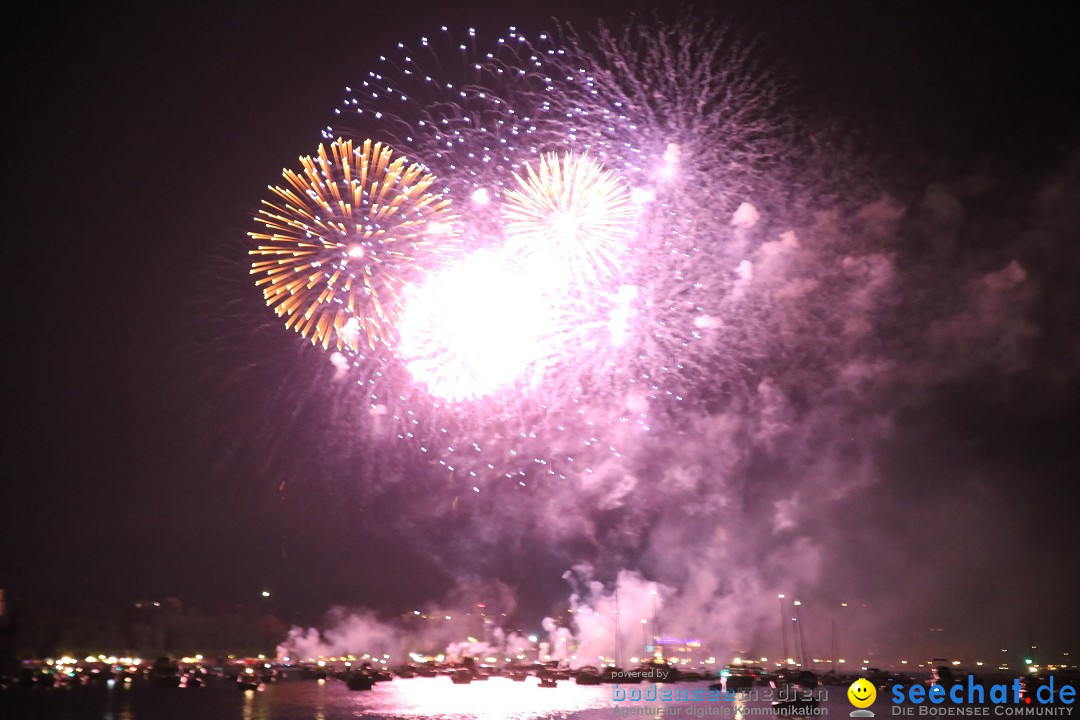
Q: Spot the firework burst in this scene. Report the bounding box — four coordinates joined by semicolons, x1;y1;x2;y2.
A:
503;151;635;289
250;138;455;351
397;249;557;403
545;13;788;203
249;16;798;487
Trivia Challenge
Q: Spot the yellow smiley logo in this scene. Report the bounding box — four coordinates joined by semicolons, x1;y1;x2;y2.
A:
848;678;877;708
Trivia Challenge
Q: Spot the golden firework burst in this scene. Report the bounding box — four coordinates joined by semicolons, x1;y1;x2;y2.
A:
250;138;454;351
502;151;634;288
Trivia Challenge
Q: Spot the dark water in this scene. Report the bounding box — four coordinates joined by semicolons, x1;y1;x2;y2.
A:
1;677;857;720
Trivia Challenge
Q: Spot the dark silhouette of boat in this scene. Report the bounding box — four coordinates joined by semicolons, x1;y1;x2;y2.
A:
149;657;182;688
182;667;208;687
346;671;375;691
575;666;603;685
236;667;263;691
18;667;56;688
771;670;820;716
601;667;641;684
299;665;327;680
641;661;677;683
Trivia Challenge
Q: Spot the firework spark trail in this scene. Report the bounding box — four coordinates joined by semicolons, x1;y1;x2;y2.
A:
312;28;633;481
546;13;788;201
246;12;1071;667
503;151;636;290
329;27;583;249
252;18;796;486
396;150;637;406
532;14;796;403
250;138;456;352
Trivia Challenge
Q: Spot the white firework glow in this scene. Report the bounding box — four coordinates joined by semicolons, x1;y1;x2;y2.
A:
270;16;795;483
397;250;556;403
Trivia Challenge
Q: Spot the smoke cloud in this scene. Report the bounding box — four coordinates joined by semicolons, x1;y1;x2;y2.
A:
272;148;1078;668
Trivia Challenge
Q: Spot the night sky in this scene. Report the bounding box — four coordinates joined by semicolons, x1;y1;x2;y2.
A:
6;1;1079;660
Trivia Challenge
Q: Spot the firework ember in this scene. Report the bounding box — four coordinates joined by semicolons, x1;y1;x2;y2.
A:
249;138;455;351
252;18;795;483
503;151;635;289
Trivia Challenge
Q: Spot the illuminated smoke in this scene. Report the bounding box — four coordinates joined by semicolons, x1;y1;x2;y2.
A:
246;12;1074;665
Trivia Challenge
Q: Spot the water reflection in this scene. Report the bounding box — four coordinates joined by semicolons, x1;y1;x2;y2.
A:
241;688;255;720
0;676;859;720
241;686;274;720
101;684;134;720
349;676;611;719
314;677;326;720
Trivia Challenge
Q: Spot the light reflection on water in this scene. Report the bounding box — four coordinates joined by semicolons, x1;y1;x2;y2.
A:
242;687;263;720
1;676;854;720
348;675;612;719
100;690;134;720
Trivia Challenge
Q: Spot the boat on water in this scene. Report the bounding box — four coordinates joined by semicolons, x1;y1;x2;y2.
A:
600;667;641;684
236;668;262;691
300;666;327;680
640;661;677;683
182;667;208;687
451;668;473;684
346;671;375;691
770;670;820;716
149;658;182;688
575;667;603;685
